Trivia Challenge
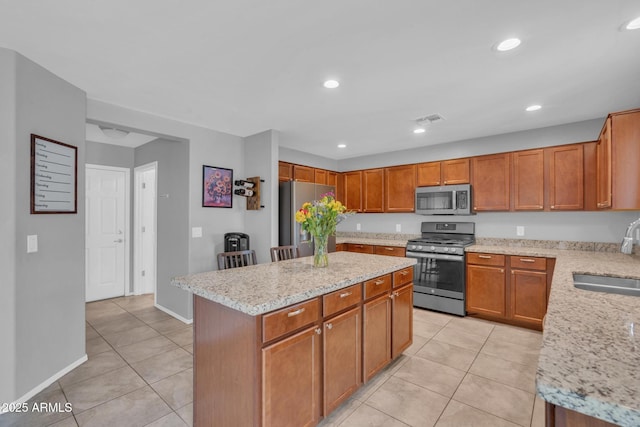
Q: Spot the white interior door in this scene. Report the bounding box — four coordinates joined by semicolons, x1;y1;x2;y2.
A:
134;163;157;295
85;165;130;302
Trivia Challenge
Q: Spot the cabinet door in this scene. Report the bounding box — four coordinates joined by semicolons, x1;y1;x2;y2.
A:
262;326;321;427
363;293;391;382
294;165;314;183
547;144;584;210
511;269;547;328
472;153;511;211
278;161;293;182
391;283;413;358
610;111;640;210
344;171;362;212
323;307;362;415
384;164;416;212
374;246;405;257
466;264;506;318
596;117;612;209
416;162;441;186
314;169;327;185
442;158;470;184
513;149;544;211
336;173;345;204
363;169;384;213
326;171;338;187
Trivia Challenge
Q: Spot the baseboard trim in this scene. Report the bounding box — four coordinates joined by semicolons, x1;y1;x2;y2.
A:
154;303;193;324
2;354;88;413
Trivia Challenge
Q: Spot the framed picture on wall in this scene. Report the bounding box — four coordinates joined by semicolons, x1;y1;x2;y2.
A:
202;165;233;208
30;134;78;214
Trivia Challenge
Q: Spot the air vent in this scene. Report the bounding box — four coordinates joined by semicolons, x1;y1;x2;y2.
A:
416;114;446;125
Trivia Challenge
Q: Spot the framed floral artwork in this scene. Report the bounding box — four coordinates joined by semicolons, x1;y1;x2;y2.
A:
202;165;233;208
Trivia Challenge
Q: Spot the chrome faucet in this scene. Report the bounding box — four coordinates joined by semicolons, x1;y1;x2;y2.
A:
621;217;640;254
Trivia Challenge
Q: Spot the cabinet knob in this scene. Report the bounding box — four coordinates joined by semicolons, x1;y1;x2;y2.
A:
315;328;322;335
326;323;333;330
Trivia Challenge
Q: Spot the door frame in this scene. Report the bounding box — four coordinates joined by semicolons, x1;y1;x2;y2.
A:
133;162;158;296
85;164;131;299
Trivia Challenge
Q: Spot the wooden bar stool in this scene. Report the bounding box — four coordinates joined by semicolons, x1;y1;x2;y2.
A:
269;245;300;262
217;250;258;270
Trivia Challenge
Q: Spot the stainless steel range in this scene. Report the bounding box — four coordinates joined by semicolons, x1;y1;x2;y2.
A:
406;222;475;316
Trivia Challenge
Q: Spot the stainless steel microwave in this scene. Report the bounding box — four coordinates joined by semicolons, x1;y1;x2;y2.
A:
415;184;473;215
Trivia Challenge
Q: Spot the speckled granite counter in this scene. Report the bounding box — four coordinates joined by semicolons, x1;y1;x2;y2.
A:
336;232;416;248
467;243;640;426
172;251;416;316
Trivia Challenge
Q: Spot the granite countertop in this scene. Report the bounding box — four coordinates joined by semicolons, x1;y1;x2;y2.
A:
468;244;640;426
172;251;416;316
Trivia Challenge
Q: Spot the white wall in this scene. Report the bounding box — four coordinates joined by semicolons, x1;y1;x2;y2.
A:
280;146;339;171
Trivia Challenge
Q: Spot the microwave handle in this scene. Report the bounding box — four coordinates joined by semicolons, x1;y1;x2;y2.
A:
451;190;457;210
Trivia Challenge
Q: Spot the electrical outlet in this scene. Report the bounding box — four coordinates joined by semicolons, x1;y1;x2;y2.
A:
356;223;361;231
27;235;38;253
516;226;525;236
396;224;402;233
192;227;203;238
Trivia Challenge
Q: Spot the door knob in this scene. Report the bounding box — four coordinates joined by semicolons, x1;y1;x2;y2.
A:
114;239;123;243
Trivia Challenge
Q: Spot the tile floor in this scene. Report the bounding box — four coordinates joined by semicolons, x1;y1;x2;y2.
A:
1;295;546;427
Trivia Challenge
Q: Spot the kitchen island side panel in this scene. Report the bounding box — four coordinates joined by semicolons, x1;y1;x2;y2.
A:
194;295;261;427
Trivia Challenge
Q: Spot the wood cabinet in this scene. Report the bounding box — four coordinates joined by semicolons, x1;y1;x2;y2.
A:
417;158;470;186
346;243;374;254
512;149;544;210
374;245;405;257
344;171;363;212
335;243;346;252
384;164;416;212
466;253;507;318
326;171;337;187
294;165;315;183
546;402;618;427
511;258;547;328
363;168;384;212
391;283;413;358
278;161;293;182
363;293;392;381
472;153;511;211
547;144;584;211
596;109;640;210
314;169;327;185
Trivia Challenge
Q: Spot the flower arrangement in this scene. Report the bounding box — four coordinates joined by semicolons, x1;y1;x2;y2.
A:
295;192;352;267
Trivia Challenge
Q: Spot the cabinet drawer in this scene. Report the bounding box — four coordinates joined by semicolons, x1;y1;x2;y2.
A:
364;274;392;300
510;256;547;271
393;267;413;288
467;253;505;267
323;284;362;317
374;246;406;257
347;243;375;254
263;298;320;342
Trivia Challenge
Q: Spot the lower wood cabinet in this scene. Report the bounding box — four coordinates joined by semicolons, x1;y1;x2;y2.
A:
391;283;413;358
546;402;618;427
363;293;392;382
344;243;405;257
346;243;374;254
466;254;507;318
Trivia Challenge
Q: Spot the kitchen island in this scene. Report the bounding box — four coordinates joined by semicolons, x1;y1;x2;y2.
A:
172;251;416;427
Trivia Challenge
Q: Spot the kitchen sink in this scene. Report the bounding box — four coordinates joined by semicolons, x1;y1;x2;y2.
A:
573;274;640;297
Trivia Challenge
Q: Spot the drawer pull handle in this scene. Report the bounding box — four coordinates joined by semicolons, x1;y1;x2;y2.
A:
385;247;394;251
400;271;408;276
519;258;536;263
375;280;385;285
326;323;333;330
478;255;492;259
339;291;352;298
287;308;306;317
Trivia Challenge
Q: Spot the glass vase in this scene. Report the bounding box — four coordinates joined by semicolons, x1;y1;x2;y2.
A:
313;234;329;268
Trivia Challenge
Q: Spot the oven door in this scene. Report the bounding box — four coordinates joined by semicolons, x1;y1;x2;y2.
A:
406;251;465;299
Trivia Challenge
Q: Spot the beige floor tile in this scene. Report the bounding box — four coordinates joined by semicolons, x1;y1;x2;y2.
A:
85;324;100;340
164;327;193;347
452;374;535;427
445;316;495;339
317;398;362;427
531;395;546;427
413;308;454;326
489;324;543;350
468;353;536;393
481;337;540;367
102;324;160;348
150;369;193;410
91;312;146;336
182;344;193;354
435;400;520;427
145;412;188;427
412;318;445;340
48;416;79;427
402;334;428;356
75;386;172;427
59;350;126;387
85;336;112;356
149;318;191;335
0;387;72;427
366;376;449;426
130;348;192;383
111;294;154;311
339;403;410;427
432;324;488;352
115;336;179;364
85;303;127;325
393;356;465;397
350;373;390;402
64;366;146;412
414;339;478;371
131;307;173;324
175;403;193;427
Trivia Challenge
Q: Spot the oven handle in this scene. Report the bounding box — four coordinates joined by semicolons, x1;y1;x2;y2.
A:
405;251;464;262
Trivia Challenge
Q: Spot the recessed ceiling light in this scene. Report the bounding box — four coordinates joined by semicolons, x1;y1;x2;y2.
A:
323;80;340;89
526;105;542;112
337;144;347;148
413;128;426;134
624;16;640;30
495;38;522;52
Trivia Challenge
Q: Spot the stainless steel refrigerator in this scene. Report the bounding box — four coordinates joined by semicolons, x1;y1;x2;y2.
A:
279;181;336;257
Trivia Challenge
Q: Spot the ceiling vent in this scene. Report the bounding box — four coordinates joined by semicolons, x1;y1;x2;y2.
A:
415;113;446;125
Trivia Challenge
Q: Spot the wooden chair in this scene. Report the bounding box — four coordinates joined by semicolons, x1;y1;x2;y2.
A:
270;245;300;262
217;250;258;270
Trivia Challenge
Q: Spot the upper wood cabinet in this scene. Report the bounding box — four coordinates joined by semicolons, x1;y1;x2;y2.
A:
472;153;511;211
363;169;384;213
278;161;293;182
597;109;640;210
512;149;544;211
314;169;327;185
416;159;469;186
293;165;314;182
384;164;416;212
336;173;345;204
547;144;584;211
344;171;363;212
327;171;337;187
